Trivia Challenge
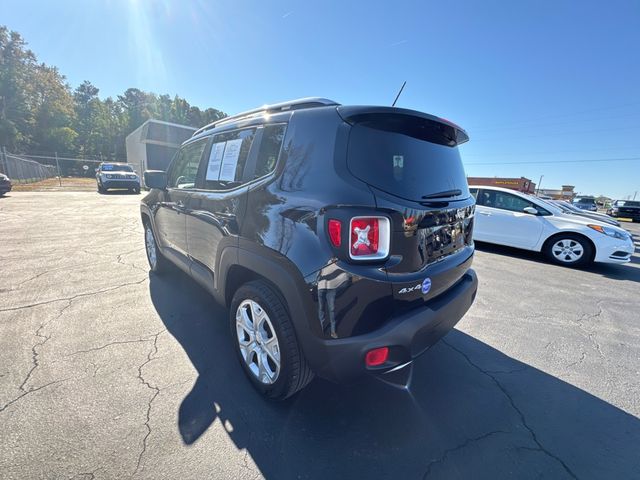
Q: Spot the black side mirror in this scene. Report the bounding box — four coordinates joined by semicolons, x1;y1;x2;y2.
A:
144;170;167;190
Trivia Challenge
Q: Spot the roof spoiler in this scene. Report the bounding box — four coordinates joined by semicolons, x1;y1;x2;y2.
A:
337;106;469;145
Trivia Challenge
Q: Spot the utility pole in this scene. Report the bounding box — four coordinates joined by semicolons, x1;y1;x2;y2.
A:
634;191;638;200
0;146;6;175
55;152;62;187
536;175;544;196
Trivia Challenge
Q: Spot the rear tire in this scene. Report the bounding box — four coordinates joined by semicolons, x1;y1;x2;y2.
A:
230;280;314;400
144;221;170;274
543;233;593;267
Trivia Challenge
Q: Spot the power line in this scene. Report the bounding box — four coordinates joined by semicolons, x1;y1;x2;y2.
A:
464;156;640;166
471;124;639;143
463;100;640;131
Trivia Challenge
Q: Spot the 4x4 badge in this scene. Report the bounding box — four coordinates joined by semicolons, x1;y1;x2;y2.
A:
398;278;432;295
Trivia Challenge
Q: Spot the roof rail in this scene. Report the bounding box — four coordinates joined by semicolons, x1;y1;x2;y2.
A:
192;97;339;137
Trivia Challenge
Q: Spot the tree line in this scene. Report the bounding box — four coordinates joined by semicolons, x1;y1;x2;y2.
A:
0;26;226;161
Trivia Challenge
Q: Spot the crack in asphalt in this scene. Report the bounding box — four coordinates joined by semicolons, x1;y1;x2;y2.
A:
567;351;587;368
422;430;510;478
18;300;72;392
575;300;606;359
0;378;67;413
442;339;578;479
133;330;164;476
0;278;148;314
67;337;155;357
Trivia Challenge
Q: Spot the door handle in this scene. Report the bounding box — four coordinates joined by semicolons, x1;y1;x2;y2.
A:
160;201;185;211
479;211;491;216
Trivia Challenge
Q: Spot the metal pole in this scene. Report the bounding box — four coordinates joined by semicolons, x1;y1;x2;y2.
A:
634;191;638;201
0;146;6;175
55;152;62;187
536;175;544;196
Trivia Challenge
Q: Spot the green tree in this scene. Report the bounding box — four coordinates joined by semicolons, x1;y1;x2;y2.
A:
0;27;36;150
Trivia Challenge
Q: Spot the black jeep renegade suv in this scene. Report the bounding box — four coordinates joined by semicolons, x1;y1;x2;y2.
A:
141;98;478;399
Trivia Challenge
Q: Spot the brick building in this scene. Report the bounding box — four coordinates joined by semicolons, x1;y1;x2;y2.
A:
467;176;536;194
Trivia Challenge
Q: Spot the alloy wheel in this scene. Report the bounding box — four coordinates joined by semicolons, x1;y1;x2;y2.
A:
145;226;157;269
235;299;281;384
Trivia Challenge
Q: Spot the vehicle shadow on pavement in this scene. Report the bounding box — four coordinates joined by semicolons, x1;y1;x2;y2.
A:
475;241;640;284
149;271;640;480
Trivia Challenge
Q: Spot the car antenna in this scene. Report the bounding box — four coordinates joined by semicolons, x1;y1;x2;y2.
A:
391;81;407;107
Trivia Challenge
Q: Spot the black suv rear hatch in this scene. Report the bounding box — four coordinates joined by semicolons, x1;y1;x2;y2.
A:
340;107;475;314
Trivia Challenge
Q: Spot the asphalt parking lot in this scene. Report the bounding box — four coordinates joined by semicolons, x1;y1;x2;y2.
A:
1;191;639;480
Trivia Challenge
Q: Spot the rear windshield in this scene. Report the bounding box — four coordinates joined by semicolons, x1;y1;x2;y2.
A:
347;116;469;202
574;198;595;204
619;201;640;207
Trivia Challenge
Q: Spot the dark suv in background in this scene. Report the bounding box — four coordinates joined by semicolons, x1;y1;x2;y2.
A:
608;200;640;222
141;98;478;399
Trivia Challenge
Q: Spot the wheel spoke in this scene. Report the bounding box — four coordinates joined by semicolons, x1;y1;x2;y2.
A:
264;337;281;367
250;301;265;331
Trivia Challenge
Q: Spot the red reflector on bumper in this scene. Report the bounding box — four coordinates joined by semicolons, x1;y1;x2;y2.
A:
365;347;389;367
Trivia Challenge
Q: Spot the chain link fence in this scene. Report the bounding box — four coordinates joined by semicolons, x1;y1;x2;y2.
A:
1;152;57;184
0;147;116;189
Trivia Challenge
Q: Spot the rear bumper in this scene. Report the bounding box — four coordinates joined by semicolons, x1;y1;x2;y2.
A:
0;183;11;194
308;269;478;383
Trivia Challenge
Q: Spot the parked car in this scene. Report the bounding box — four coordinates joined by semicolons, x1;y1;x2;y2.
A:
551;200;620;226
470;186;634;267
0;173;12;196
572;196;598;212
141;98;478;399
608;200;640;222
96;162;140;193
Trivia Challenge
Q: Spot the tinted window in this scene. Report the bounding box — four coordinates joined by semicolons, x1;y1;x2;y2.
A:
202;128;256;190
168;139;208;189
469;188;478;199
101;164;132;172
254;124;286;179
477;190;537;213
347;116;469;202
622;201;640;207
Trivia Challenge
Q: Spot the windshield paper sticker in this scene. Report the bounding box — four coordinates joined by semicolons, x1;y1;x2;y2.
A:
206;141;226;181
219;138;243;181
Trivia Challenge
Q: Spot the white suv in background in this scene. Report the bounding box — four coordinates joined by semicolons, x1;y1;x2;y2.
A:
470;186;634;267
96;162;141;194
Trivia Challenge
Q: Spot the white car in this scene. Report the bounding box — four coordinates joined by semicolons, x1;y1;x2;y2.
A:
469;186;634;267
96;162;141;194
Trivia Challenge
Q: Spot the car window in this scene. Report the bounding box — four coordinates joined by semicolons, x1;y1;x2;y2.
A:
469;188;478;199
346;115;469;202
201;128;256;190
254;124;286;179
168;138;208;189
477;190;537;213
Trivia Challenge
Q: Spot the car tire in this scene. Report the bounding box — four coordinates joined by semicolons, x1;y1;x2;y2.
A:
230;280;314;400
144;221;170;274
97;184;104;194
543;233;593;267
134;186;141;194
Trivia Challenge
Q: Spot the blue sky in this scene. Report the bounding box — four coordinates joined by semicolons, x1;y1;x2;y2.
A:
4;0;639;198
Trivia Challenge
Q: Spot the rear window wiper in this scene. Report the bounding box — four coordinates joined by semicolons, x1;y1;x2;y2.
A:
422;189;462;200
